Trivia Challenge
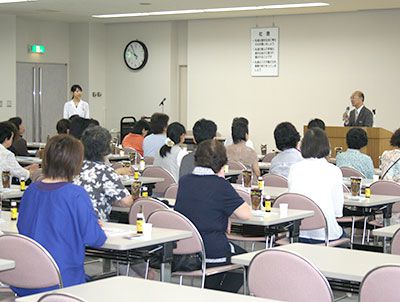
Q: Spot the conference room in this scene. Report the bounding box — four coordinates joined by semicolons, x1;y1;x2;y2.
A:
1;0;400;301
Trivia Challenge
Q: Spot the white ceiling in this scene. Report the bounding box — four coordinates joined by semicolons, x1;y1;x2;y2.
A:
0;0;400;23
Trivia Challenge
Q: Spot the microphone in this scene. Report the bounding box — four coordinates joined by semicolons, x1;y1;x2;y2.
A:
342;106;350;122
159;98;166;107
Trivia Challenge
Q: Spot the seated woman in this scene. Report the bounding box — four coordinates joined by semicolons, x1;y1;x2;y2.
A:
288;128;345;244
270;122;303;178
122;119;150;157
15;134;106;297
226;121;260;177
0;122;38;182
175;139;251;293
74;126;133;221
56;118;71;134
381;128;400;182
154;122;188;182
8;117;29;156
336;128;374;179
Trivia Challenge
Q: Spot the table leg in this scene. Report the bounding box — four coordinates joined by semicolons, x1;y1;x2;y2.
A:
160;241;174;282
289;220;301;243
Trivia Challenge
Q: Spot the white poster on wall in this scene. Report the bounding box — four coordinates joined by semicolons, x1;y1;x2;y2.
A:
251;27;279;77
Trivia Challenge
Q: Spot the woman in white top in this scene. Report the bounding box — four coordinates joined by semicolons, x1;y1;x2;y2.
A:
288;127;345;243
0;122;38;183
154;122;188;182
63;85;89;119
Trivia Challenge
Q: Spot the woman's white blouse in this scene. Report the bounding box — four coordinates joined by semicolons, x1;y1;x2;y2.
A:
63;100;90;119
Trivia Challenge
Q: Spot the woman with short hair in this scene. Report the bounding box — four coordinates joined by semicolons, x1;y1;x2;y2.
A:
270;122;303;178
175;139;251;293
336;128;374;178
288;128;345;243
15;134;106;297
74;126;133;221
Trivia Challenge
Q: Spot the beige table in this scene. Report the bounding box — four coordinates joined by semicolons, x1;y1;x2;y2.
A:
0;212;191;282
111;198;175;214
0;185;24;199
16;276;279;302
231;243;400;283
106;154;130;161
16;156;42;165
119;175;164;187
372;224;400;253
26;142;46;150
342;177;374;189
258;162;271;171
231;208;314;244
0;258;15;271
231;184;288;199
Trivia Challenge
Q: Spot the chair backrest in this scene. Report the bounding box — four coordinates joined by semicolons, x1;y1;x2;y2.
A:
38;293;87;302
340;166;365;178
164;183;178;199
359;265;400;302
128;197;169;224
390;228;400;255
147;210;203;255
248;249;333;302
142;166;176;197
370;180;400;213
262;152;277;163
342;183;351;193
227;160;246;171
143;156;154;165
0;234;62;289
273;193;328;243
235;188;251;205
262;173;288;188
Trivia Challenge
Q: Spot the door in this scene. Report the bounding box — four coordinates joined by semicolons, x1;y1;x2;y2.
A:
16;63;68;142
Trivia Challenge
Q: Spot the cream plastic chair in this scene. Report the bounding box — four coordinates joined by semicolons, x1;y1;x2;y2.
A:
148;210;244;288
248;249;334;302
0;234;62;294
273;193;350;247
128;197;169;224
340;166;365;178
390;228;400;255
262;173;288;188
262;152;277;163
38;293;87;302
164;183;178;199
141;166;176;197
359;265;400;302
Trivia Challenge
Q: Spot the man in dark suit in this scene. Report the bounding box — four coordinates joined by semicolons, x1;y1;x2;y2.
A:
343;91;374;127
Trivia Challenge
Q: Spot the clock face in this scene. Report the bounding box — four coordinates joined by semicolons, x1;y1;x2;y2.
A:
124;40;148;70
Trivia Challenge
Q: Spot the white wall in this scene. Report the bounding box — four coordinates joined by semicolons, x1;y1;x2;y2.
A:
105;21;175;130
16;18;69;64
187;10;400;151
0;15;16;121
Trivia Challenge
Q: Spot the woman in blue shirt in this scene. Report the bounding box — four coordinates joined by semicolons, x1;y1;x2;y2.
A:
14;134;106;297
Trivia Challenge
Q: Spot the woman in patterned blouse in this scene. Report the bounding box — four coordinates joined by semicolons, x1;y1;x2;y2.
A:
381;128;400;183
74;125;133;221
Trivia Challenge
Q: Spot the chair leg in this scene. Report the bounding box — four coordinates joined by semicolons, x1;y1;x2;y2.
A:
350;216;355;245
265;236;270;249
362;217;368;245
125;261;131;276
251;242;256;251
179;275;183;285
242;266;247;295
144;260;150;280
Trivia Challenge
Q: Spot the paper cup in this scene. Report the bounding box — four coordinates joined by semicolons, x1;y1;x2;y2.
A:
143;223;153;238
279;203;288;217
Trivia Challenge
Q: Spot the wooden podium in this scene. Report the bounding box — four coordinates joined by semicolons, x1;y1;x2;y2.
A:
303;126;393;168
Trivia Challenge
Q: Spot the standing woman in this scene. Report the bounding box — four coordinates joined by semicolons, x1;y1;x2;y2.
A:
63;84;89;119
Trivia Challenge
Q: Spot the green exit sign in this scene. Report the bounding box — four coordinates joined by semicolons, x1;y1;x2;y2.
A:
30;44;46;54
